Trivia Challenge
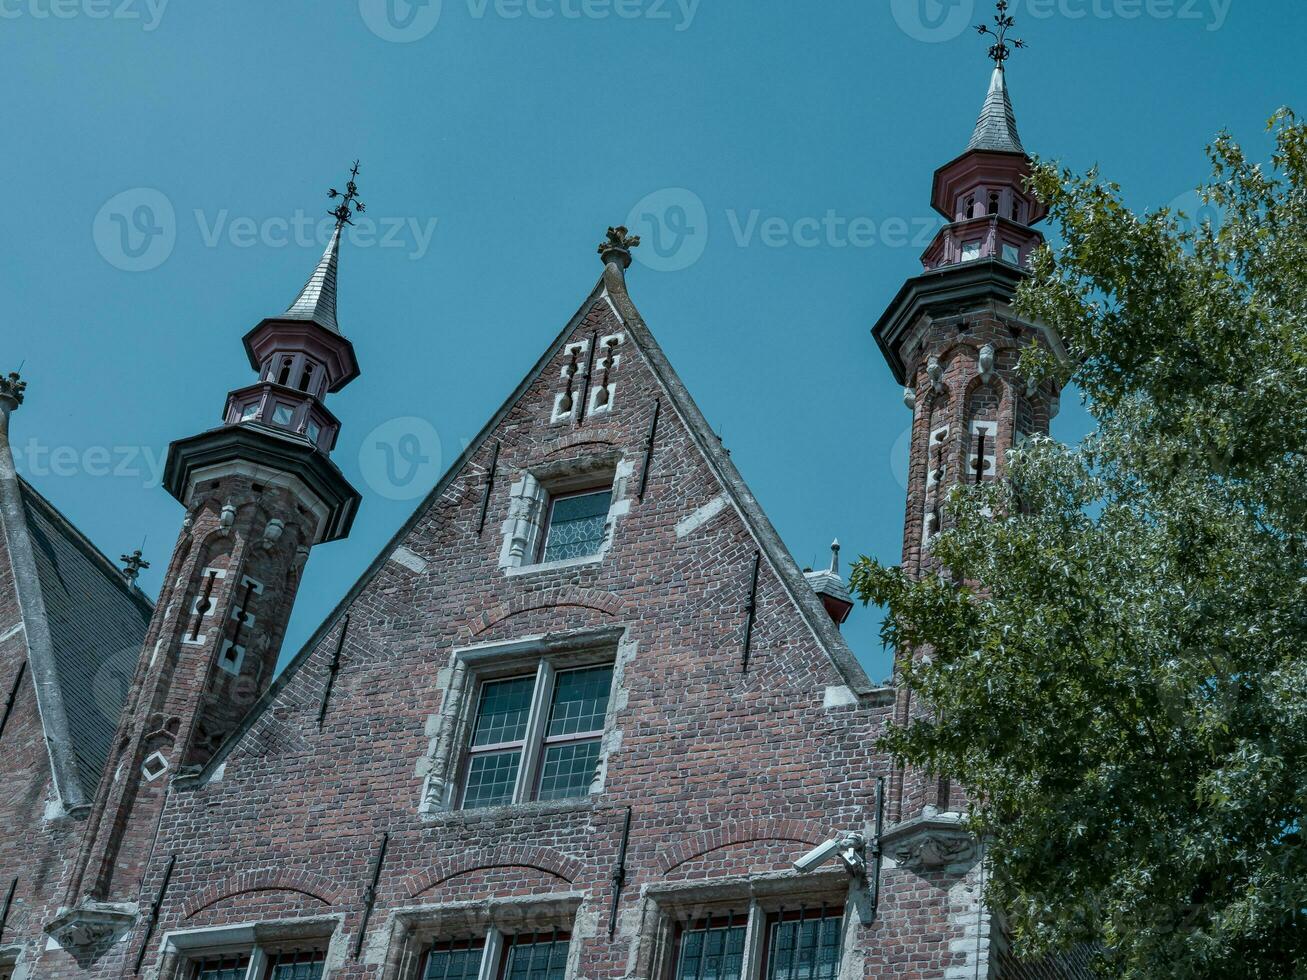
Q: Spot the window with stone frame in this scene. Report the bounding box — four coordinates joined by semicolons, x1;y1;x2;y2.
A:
459;662;614;810
179;944;328;980
539;487;612;563
419;932;571;980
499;452;632;575
654;894;847;980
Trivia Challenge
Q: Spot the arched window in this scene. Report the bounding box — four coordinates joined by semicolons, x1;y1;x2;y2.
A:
298;363;314;392
276;357;293;386
965;196;975;219
1011;198;1022;222
988;192;1000;215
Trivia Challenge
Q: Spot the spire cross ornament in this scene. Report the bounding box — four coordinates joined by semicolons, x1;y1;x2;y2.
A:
328;161;367;228
120;549;150;584
976;0;1027;69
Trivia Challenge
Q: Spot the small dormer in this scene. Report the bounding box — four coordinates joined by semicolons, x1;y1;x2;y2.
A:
805;541;854;628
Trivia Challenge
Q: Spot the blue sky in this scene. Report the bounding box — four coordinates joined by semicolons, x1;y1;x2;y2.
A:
1;0;1299;682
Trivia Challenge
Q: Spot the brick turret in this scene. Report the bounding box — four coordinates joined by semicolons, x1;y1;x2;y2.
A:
54;175;366;947
873;64;1063;825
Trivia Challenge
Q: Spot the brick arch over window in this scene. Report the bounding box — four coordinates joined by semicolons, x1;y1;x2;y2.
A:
466;587;625;637
539;429;622;460
400;846;583;899
657;819;833;874
182;870;345;918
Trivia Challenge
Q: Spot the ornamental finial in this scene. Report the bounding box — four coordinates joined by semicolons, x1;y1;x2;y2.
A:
0;371;26;406
976;0;1027;69
598;225;641;267
328;161;367;229
120;548;150;583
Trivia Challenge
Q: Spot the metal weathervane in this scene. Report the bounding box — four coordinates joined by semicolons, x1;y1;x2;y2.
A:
328;160;367;228
976;0;1027;69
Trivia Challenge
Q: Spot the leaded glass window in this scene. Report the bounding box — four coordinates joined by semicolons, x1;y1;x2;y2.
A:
459;661;613;810
423;941;485;980
674;917;747;980
536;665;612;802
462;675;535;808
190;956;250;980
266;951;325;980
540;489;611;562
764;913;842;980
501;935;570;980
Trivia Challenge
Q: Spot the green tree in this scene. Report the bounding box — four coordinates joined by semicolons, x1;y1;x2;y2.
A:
851;111;1307;978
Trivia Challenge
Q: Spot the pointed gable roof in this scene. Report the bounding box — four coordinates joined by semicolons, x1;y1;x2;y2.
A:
281;226;342;334
185;252;881;784
967;66;1024;154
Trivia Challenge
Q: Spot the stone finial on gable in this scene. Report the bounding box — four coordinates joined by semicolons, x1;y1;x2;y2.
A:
0;371;27;407
598;225;641;269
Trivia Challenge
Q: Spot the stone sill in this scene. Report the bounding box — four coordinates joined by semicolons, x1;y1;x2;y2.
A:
420;796;593;827
505;553;604;578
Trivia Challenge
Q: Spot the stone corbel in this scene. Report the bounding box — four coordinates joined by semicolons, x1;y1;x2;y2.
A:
880;811;978;874
44;902;138;951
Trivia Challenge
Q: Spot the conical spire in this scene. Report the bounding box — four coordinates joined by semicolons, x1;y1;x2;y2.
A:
967;66;1024;154
281;225;342;334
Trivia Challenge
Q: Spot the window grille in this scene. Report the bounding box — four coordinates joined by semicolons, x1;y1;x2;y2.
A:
673;915;748;980
501;932;570;980
266;950;326;980
190;955;251;980
423;939;486;980
763;909;843;980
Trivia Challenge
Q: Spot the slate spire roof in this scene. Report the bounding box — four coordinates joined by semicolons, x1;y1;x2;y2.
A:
967;66;1025;154
281;225;342;334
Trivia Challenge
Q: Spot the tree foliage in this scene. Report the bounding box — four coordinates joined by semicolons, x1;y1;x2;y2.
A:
851;111;1307;978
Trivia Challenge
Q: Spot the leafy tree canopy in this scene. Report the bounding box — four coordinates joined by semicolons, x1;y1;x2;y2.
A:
851;110;1307;978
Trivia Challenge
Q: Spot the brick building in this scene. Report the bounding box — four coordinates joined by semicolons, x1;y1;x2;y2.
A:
0;62;1092;980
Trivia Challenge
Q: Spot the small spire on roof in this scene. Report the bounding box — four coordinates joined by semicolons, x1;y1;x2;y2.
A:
968;1;1027;154
119;549;150;584
806;538;854;628
828;539;841;576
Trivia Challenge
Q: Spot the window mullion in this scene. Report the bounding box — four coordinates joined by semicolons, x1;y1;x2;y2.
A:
243;947;267;980
740;903;766;980
478;928;504;980
512;661;555;803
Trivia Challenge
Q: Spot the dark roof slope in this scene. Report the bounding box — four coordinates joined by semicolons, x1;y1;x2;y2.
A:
18;480;153;800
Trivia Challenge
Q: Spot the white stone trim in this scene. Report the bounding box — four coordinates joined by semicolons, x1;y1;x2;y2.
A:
675;494;729;539
389;545;430;574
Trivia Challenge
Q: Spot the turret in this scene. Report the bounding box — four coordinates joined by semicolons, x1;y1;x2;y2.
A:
56;165;370;939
